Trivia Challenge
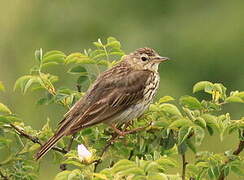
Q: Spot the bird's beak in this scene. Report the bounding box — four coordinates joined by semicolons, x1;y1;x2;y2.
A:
153;56;170;63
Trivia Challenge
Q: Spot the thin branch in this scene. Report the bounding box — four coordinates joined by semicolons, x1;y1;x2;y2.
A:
182;154;188;180
233;140;244;155
60;134;77;171
76;84;81;92
10;124;67;155
218;139;244;180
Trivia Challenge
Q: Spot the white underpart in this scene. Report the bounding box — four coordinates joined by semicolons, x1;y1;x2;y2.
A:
111;72;160;124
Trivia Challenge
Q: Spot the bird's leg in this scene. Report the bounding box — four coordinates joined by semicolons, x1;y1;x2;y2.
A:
110;124;126;136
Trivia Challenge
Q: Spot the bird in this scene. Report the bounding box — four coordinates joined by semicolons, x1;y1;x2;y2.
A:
35;47;170;160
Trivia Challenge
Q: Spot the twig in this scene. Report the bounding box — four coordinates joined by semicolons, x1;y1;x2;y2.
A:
218;139;244;180
182;154;188;180
94;133;119;172
60;134;77;171
10;124;67;155
128;150;134;160
76;85;81;92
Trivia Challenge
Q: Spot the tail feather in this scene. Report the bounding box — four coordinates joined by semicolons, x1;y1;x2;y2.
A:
35;133;64;160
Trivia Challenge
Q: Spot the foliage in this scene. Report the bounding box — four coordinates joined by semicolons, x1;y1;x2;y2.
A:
0;37;243;180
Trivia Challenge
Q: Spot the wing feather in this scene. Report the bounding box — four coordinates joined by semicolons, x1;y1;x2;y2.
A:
58;63;152;135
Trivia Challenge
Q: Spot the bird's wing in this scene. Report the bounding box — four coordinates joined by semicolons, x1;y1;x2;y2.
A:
64;68;153;135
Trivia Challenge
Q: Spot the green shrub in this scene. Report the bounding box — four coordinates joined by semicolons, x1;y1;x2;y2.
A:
0;37;243;180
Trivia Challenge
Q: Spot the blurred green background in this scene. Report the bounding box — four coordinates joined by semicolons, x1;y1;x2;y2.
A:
0;0;243;179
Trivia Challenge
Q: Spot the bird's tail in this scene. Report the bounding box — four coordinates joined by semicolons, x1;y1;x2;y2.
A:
35;132;65;160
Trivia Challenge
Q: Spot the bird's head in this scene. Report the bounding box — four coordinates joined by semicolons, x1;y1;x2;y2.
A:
123;47;170;72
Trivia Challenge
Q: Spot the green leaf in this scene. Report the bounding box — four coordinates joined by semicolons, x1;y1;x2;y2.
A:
0;81;5;92
54;170;72;180
158;96;175;104
0;103;11;114
201;114;218;132
225;96;244;103
178;126;192;144
169;118;193;129
42;50;66;64
186;138;196;153
179;95;203;110
156;157;177;168
194;117;207;128
194;126;205;146
68;66;88;75
0;115;19;123
235;91;244;99
66;53;96;64
93;41;103;48
160;130;176;150
77;76;88;85
231;166;244;176
193;81;213;93
14;75;32;92
0;137;12;148
177;141;187;155
160;103;182;117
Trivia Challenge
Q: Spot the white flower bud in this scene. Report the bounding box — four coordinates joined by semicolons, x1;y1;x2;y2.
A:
77;144;92;162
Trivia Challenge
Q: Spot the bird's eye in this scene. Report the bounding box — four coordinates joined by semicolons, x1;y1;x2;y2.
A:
141;56;148;61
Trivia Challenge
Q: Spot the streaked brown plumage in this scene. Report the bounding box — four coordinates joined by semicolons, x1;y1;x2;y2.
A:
35;47;169;160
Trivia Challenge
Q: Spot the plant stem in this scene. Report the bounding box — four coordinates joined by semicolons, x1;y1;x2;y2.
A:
182;154;188;180
9;124;67;155
60;134;77;171
218;139;244;180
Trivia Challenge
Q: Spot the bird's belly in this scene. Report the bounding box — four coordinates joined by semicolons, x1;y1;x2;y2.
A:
111;102;150;124
106;73;159;125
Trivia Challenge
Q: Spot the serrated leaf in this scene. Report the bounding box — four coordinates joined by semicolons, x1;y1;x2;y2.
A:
29;144;40;152
62;159;84;168
178;126;192;144
0;103;11;114
158;96;175;103
201;114;218;132
194;117;207;128
14;75;32;92
41;62;59;68
0;115;19;123
160;103;182;117
194;126;205;146
186;138;196;153
107;37;118;43
54;170;72;180
0;137;12;148
68;66;87;75
177;141;187;154
235;91;244;99
0;81;5;92
193;81;213;93
43;54;65;64
77;76;88;85
225;96;244;103
156;158;177;168
179;95;203;110
169;118;192;129
231;166;244;176
160;130;176;150
93;41;103;48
